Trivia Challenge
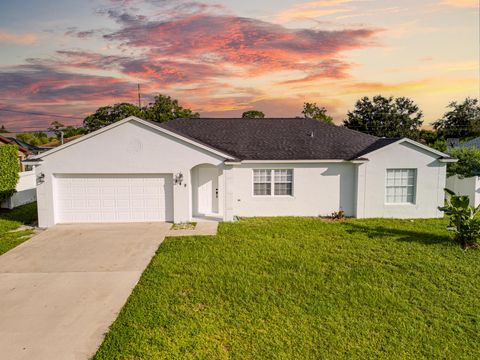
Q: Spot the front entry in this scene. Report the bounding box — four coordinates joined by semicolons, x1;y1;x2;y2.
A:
195;166;219;215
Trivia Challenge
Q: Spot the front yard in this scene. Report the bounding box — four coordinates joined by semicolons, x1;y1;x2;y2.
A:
0;203;37;255
95;217;480;359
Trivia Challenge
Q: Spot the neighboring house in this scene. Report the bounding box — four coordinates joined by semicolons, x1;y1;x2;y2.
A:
26;116;455;228
446;136;480;207
457;136;480;149
6;137;47;155
0;135;37;209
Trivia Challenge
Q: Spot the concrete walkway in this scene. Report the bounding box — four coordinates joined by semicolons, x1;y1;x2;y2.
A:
0;222;170;360
168;221;219;237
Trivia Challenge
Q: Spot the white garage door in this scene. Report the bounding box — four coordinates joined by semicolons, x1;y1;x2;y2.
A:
54;174;173;223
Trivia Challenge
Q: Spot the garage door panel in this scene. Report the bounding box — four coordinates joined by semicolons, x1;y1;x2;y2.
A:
55;174;172;223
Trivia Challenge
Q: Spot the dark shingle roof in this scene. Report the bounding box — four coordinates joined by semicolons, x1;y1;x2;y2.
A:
458;136;480;149
159;118;395;161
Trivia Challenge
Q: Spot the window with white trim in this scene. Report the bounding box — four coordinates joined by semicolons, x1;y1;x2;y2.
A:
253;169;293;196
385;169;416;204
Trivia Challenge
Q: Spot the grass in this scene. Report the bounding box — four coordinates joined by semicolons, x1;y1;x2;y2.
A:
94;217;480;359
171;222;197;230
0;202;37;255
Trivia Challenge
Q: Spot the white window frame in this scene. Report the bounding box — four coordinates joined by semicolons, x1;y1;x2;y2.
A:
385;168;417;205
252;169;293;197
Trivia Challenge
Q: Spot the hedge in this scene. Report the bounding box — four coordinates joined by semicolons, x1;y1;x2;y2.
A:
0;145;20;202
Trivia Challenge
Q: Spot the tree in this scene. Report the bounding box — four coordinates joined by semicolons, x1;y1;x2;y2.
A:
48;121;65;138
142;94;199;123
343;95;423;138
0;145;20;202
446;147;480;178
16;132;55;146
242;110;265;119
433;98;480;138
302;103;333;124
83;95;199;132
83;103;142;132
0;125;8;133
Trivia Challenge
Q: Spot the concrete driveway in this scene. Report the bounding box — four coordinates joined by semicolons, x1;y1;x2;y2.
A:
0;222;170;360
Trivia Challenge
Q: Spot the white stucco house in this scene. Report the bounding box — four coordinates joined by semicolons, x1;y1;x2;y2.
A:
25;116;456;228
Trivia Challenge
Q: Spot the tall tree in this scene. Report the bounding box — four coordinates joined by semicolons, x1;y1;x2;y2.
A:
83;95;199;132
83;103;142;132
242;110;265;119
48;121;65;138
302;103;333;124
343;95;423;138
433;98;480;139
142;94;199;123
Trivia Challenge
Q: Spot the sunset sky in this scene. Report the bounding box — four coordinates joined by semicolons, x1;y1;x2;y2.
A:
0;0;478;131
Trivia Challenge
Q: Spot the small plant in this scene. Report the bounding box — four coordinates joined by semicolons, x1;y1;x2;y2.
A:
171;222;197;230
330;209;345;221
438;189;480;248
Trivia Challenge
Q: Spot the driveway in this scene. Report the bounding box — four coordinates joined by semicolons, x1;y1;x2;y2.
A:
0;222;170;360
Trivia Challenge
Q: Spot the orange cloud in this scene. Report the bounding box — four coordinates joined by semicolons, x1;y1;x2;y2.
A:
441;0;478;8
0;30;38;45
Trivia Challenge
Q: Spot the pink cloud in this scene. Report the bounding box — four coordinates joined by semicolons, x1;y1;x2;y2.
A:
0;30;38;45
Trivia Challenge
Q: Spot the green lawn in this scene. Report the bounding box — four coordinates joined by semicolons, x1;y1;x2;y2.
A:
95;217;480;359
0;203;37;255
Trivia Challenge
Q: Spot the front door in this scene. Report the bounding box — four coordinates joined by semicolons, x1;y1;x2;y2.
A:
197;167;218;215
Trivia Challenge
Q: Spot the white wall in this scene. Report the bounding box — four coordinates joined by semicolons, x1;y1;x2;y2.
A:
230;162;356;217
0;171;37;209
36;120;226;227
446;175;480;207
356;141;446;218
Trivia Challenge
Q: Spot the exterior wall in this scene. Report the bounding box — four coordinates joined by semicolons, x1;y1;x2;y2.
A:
229;162;356;218
1;171;37;209
356;141;446;218
36;120;226;227
446;175;480;207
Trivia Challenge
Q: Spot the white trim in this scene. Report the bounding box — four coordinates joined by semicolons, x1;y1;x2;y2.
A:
438;158;458;163
362;138;451;159
225;159;368;165
32;116;235;160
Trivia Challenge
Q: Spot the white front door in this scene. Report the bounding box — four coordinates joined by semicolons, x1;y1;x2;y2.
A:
54;174;173;223
197;167;218;215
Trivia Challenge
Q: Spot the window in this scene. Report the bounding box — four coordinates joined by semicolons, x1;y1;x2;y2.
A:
253;169;293;196
385;169;416;204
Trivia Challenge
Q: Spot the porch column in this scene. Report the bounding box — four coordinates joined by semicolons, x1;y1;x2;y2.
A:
173;168;190;223
223;165;235;221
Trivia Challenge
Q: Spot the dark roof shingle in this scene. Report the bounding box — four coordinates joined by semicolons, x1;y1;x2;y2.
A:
159;118;395;160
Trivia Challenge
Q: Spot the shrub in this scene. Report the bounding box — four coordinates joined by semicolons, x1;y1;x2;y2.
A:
446;147;480;178
438;189;480;248
0;145;20;202
330;209;345;221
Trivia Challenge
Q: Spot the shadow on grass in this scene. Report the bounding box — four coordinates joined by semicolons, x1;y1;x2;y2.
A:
341;222;453;246
0;202;37;225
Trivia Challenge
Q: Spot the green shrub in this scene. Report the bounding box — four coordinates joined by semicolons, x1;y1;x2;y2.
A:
438;189;480;248
447;147;480;178
0;145;20;202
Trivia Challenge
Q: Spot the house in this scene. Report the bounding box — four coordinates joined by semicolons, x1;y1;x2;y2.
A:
26;116;455;228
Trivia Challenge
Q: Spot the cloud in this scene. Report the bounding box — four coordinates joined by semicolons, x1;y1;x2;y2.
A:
0;30;38;45
103;11;379;78
441;0;478;8
274;0;354;23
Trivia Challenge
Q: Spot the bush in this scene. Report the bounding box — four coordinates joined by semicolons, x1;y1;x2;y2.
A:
0;145;20;202
438;189;480;248
447;147;480;178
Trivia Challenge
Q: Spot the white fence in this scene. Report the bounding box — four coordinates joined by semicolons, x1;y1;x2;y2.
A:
1;171;37;209
446;175;480;207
